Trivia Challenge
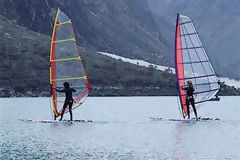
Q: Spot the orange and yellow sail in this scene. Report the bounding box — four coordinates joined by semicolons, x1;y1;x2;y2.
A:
50;9;90;119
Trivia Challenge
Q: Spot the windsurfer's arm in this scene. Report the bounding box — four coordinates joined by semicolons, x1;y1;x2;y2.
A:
181;85;188;90
217;80;224;86
71;88;76;92
55;88;65;92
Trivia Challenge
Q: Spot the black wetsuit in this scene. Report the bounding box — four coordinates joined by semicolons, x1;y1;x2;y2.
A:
182;85;198;119
56;87;76;121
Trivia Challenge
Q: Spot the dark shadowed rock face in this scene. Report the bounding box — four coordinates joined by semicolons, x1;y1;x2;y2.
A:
0;0;173;66
0;14;50;94
147;0;240;78
0;0;56;34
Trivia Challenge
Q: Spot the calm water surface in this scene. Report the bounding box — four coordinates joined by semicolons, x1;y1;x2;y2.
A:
0;96;240;160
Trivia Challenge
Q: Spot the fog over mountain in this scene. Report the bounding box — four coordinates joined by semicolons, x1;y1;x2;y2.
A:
147;0;240;78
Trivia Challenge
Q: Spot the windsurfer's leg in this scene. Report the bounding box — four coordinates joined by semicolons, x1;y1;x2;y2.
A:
69;102;73;121
186;99;190;119
191;98;198;119
60;102;68;121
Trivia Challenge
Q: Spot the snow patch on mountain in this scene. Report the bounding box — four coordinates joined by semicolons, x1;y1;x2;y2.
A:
98;51;240;89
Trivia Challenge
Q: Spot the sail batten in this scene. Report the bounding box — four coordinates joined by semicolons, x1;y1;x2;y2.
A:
180;21;192;25
51;76;87;82
53;38;76;43
175;14;220;118
50;56;81;62
50;9;90;119
56;20;72;26
178;74;217;80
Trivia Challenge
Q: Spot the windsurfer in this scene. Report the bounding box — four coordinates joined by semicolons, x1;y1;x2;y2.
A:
181;80;198;120
55;82;76;121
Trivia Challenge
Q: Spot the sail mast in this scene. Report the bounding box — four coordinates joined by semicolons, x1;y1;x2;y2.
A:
50;9;61;119
175;13;187;118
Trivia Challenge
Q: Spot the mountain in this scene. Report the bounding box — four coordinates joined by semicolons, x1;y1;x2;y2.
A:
0;12;176;97
0;0;173;66
147;0;240;78
0;14;50;96
1;0;240;97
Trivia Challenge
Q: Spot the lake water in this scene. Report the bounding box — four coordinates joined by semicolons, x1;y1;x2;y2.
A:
0;96;240;160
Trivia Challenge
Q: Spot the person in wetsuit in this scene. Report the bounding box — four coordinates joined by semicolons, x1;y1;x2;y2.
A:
181;80;198;120
55;82;76;121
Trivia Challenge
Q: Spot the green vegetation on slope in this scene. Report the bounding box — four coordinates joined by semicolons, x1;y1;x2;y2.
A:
1;14;240;97
83;51;177;96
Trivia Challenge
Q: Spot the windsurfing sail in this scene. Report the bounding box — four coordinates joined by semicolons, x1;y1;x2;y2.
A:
175;14;220;118
50;9;91;119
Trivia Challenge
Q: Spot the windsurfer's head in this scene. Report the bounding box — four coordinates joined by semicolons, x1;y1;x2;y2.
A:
187;80;193;87
63;82;70;88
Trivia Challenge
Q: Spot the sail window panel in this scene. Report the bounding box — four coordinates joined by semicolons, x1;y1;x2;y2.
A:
195;78;212;96
182;22;195;34
180;17;189;24
203;90;217;101
56;24;75;41
208;76;220;90
56;78;86;94
187;34;201;47
202;62;215;75
195;79;211;91
180;15;191;24
58;12;71;23
183;35;199;49
208;76;219;84
180;36;187;49
195;92;211;103
181;35;195;49
183;64;195;78
191;63;206;76
55;41;79;59
70;79;88;100
182;76;211;88
180;23;194;37
210;82;220;91
182;49;201;62
189;52;208;63
184;63;210;79
195;76;212;85
182;49;191;62
55;60;85;78
193;48;208;62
